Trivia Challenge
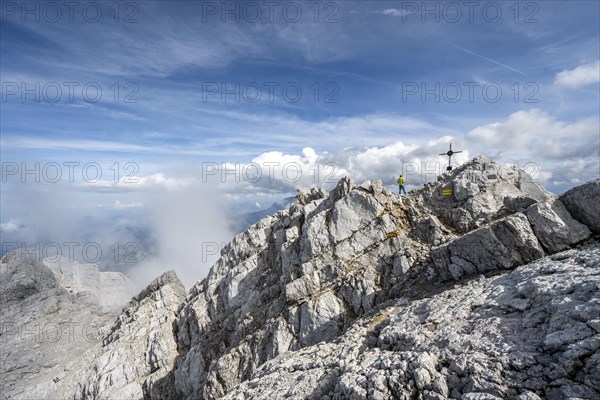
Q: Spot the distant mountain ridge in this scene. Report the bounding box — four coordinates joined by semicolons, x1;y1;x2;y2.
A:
231;196;295;233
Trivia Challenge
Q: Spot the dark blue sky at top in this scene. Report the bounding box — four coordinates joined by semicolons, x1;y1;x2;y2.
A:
0;0;598;176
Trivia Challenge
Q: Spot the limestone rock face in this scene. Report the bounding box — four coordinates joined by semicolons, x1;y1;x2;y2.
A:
431;213;545;280
222;244;600;400
43;256;133;311
166;158;598;400
524;199;591;253
560;179;600;233
0;250;57;303
0;251;133;400
412;156;554;233
172;177;411;400
73;271;186;400
2;156;599;400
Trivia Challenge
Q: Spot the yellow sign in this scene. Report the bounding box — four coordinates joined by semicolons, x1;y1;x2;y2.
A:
442;189;453;196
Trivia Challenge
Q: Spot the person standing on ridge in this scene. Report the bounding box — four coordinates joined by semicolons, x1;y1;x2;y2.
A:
397;174;407;195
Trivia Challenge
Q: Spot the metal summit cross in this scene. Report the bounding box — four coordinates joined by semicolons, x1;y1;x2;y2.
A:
439;143;463;171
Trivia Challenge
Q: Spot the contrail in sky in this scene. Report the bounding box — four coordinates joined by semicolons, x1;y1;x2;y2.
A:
451;44;527;76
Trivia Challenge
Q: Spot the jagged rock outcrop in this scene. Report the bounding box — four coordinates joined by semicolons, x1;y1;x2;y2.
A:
409;156;554;234
43;256;133;311
524;199;591;253
222;244;600;399
0;250;57;303
0;251;133;400
173;177;410;399
560;179;600;233
431;213;545;280
2;156;599;400
166;156;599;399
73;271;186;400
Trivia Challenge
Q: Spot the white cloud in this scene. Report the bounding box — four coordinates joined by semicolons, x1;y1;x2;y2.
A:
324;136;470;187
467;109;599;191
1;172;233;289
127;181;233;289
79;173;194;193
380;8;408;17
207;109;597;196
215;146;347;194
113;200;143;209
0;219;21;233
210;138;469;195
467;109;599;160
554;61;600;89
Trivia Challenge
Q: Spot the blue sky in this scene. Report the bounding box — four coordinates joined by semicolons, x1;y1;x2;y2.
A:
1;1;599;282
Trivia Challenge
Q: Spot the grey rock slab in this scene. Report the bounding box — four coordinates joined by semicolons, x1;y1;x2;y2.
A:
431;214;545;280
560;179;600;233
525;199;590;253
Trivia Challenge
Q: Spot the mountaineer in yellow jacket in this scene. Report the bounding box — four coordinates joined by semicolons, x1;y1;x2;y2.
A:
397;175;407;195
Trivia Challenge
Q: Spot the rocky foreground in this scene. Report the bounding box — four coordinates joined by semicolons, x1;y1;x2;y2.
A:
224;244;600;400
1;156;599;399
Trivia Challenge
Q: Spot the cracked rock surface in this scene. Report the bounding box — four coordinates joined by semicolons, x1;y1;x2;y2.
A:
1;156;599;399
223;244;600;399
0;253;133;400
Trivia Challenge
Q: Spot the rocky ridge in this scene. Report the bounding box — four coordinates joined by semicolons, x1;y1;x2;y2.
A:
1;156;599;399
73;270;186;400
0;253;133;399
223;244;600;399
